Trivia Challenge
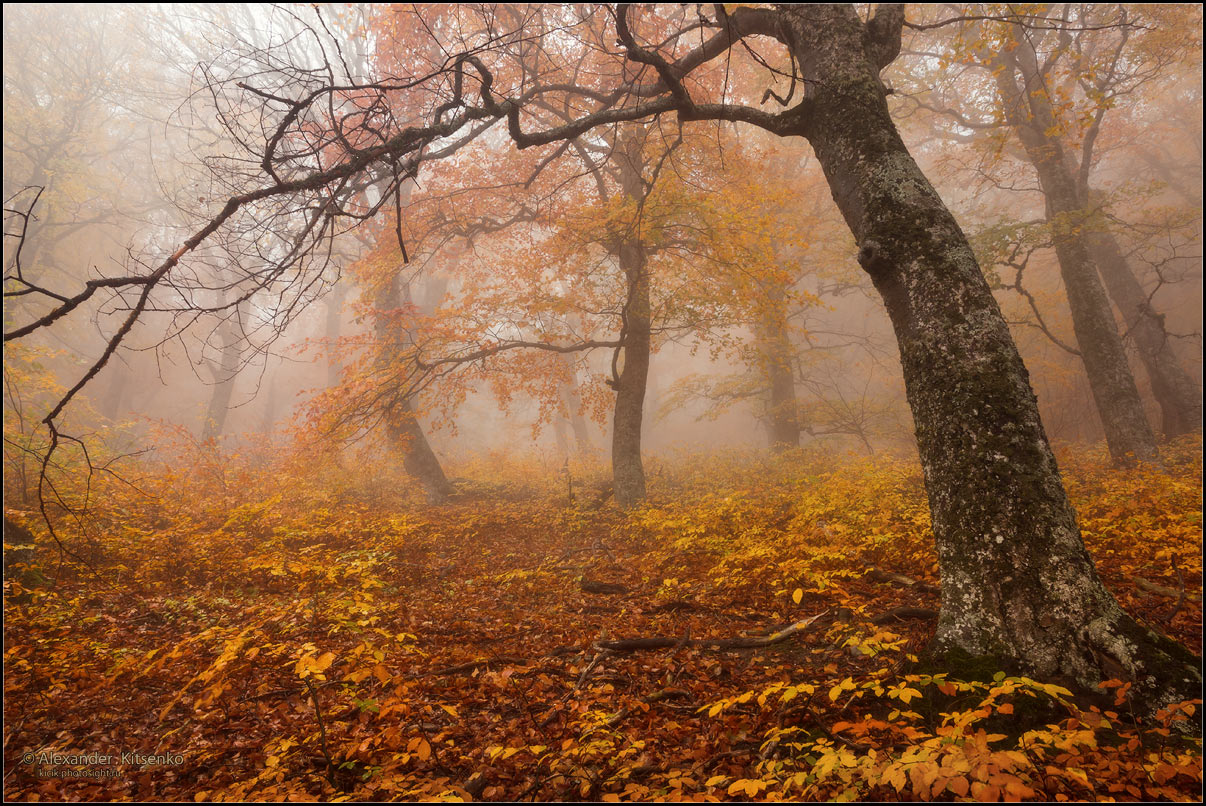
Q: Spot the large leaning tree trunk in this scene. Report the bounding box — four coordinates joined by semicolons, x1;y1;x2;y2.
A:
375;269;453;504
786;4;1198;714
1083;219;1202;438
993;43;1160;467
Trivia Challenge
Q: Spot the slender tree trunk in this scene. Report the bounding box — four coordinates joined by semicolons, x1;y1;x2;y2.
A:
994;45;1160;466
610;133;654;508
324;284;347;389
556;354;591;453
202;297;244;441
567;388;591;452
786;4;1198;715
611;237;651;508
760;282;800;452
552;414;570;455
99;363;128;421
1083;224;1202;437
376;271;453;503
259;364;279;435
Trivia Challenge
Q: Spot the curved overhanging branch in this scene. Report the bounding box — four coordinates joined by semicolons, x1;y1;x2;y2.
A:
414;337;622;373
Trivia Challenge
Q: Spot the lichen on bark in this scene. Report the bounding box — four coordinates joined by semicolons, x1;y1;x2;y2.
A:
778;4;1201;720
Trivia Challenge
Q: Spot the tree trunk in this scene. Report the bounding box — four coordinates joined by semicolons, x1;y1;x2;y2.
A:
259;363;279;435
324;283;347;389
376;271;453;503
99;363;129;422
993;42;1160;466
785;4;1198;715
556;354;591;453
567;388;591;452
611;237;651;508
386;397;454;503
201;297;244;441
1083;223;1202;438
608;131;656;508
759;282;801;452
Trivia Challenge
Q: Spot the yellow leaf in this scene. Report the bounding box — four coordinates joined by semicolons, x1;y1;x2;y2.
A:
829;677;855;702
792;588;803;604
728;778;767;796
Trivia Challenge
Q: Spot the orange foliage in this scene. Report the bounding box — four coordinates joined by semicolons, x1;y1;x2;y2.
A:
4;432;1201;801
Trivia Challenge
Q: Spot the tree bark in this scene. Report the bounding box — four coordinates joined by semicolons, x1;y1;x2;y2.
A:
611;237;651;508
608;130;655;508
991;45;1160;466
785;4;1198;715
1082;223;1202;438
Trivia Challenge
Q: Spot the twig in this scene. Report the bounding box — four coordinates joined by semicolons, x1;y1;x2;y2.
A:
305;677;336;786
596;610;829;652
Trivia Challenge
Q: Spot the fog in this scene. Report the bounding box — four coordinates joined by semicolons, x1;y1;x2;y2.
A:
4;4;1201;497
4;6;1203;802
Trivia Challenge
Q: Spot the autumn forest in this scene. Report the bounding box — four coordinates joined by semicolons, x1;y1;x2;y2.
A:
2;3;1203;802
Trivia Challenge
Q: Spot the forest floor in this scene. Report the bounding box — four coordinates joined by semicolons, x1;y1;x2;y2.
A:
3;436;1202;802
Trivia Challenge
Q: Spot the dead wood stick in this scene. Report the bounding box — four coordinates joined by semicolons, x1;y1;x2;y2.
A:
576;649;612;689
581;578;628;595
596;611;828;653
1134;576;1201;602
863;565;940;595
870;606;939;624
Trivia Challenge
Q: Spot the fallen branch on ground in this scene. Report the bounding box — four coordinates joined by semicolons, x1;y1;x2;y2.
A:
862;565;941;595
1134;576;1200;602
869;606;939;624
596;611;829;652
581;578;628;595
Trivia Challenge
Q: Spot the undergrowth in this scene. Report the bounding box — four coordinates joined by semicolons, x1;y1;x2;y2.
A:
3;433;1201;801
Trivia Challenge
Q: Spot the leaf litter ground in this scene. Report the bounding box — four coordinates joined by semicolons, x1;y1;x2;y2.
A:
3;438;1202;801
